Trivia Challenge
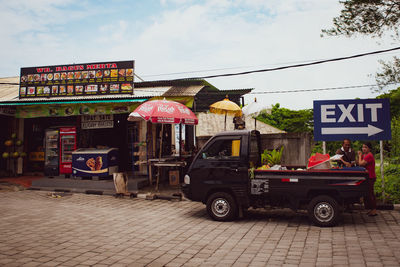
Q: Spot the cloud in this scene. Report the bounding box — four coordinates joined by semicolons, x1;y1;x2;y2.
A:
0;0;396;109
0;0;110;71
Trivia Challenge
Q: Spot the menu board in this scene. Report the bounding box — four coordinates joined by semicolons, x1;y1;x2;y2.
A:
19;60;134;98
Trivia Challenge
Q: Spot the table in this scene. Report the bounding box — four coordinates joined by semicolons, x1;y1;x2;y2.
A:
148;159;186;187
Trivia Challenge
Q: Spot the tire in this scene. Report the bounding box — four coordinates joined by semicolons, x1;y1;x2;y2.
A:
206;192;238;221
308;195;340;227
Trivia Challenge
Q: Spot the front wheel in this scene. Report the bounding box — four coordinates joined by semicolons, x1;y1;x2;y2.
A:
308;195;340;227
206;192;238;221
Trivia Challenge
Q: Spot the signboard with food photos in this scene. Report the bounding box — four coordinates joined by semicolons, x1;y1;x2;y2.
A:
19;60;134;98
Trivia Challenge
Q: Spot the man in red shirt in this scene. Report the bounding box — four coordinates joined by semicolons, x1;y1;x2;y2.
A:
358;142;377;216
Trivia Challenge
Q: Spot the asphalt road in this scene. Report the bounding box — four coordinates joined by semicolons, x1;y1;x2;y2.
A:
1;190;400;267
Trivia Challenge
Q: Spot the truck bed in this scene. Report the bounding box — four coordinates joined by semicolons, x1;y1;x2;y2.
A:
250;168;369;204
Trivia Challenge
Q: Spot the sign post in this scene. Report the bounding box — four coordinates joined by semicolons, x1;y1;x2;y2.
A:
314;99;391;202
380;140;385;200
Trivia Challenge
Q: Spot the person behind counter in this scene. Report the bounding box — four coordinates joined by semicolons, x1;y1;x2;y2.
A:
358;142;377;217
336;139;356;167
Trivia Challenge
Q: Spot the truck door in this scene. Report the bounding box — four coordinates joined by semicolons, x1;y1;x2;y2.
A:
189;135;248;201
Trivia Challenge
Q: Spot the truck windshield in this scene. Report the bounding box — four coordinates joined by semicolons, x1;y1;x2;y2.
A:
202;138;241;160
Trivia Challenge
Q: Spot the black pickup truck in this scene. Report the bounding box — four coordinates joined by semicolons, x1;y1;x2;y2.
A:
182;130;369;226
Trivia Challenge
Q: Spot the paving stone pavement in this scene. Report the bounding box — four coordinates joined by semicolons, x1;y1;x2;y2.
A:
0;190;400;267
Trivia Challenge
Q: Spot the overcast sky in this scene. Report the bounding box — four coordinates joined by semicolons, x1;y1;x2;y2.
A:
0;0;398;110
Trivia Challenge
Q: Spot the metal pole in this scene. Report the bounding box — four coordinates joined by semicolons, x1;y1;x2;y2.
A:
193;99;197;147
322;141;326;154
131;126;135;178
179;124;182;158
380;140;385;202
156;124;164;191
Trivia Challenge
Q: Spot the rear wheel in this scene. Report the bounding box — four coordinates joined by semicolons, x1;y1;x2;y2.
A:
206;192;238;221
308;195;340;227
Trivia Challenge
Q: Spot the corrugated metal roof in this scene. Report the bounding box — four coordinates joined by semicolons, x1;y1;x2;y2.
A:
136;86;172;97
219;88;253;95
0;76;171;103
3;99;146;106
162;85;205;97
135;79;218;90
8;87;170;102
0;76;252;104
0;77;19;101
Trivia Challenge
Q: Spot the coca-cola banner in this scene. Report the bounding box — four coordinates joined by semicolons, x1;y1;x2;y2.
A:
19;60;134;98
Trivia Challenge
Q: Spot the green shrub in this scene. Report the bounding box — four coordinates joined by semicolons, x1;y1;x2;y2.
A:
261;147;284;166
374;164;400;203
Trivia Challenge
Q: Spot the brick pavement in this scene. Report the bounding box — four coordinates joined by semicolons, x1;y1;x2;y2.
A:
0;190;399;267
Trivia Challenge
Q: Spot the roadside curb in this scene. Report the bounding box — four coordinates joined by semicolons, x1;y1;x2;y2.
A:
27;187;184;201
28;187;116;196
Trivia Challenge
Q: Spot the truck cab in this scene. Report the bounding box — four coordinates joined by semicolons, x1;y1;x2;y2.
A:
182;130;258;219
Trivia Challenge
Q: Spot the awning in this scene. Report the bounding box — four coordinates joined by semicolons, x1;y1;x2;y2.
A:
11;99;148;118
0;98;146;106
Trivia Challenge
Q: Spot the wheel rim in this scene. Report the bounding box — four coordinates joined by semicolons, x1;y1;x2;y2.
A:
212;198;230;218
314;202;334;223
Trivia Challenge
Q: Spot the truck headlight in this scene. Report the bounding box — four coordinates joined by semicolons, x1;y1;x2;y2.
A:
184;174;190;184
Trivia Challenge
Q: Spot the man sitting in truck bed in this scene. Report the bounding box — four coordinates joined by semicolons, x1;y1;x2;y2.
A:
336;139;356;168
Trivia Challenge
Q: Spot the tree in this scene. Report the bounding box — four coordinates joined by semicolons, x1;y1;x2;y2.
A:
377;87;400;160
322;0;400;38
375;58;400;90
377;86;400;118
322;0;400;89
256;103;313;133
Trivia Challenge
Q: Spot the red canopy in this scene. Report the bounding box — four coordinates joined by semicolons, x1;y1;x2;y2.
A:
128;99;198;125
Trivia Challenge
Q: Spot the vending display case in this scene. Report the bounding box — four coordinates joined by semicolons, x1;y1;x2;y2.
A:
127;123;139;173
44;129;59;176
72;148;119;178
59;127;76;174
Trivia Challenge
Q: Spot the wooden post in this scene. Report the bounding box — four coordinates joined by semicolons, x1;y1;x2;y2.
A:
322;141;326;154
224;111;227;131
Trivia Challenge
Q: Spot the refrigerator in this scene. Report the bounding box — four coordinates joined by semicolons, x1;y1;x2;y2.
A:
72;148;119;178
44;129;59;176
59;127;77;174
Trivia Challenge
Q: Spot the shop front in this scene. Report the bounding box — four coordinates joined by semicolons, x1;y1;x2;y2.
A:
17;99;146;177
0;62;251;182
6;98;198;179
3;60;149;178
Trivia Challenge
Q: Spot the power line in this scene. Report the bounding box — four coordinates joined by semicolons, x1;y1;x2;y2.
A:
142;50;400;78
165;46;400;80
2;46;400;87
1;82;398;95
249;83;398;94
134;82;398;94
